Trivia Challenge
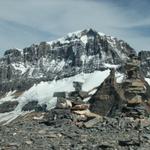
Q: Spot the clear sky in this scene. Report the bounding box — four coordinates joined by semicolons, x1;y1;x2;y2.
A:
0;0;150;56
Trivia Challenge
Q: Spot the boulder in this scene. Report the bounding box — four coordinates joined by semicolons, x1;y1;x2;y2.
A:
118;139;140;147
22;101;38;111
89;69;122;116
42;109;73;126
53;92;68;98
0;101;19;113
72;109;100;118
22;101;47;112
71;104;89;111
84;117;103;128
56;98;72;109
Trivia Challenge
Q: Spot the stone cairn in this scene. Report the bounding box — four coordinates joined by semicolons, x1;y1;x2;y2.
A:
89;52;150;118
48;53;150;129
122;53;149;118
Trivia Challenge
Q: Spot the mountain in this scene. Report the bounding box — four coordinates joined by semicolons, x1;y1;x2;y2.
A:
139;51;150;78
0;29;135;94
1;29;150;149
0;28;150;124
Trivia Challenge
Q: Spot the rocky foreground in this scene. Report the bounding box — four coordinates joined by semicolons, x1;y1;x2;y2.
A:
0;110;150;150
1;53;150;150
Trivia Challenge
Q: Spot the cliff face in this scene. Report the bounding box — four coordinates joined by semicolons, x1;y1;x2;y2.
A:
139;51;150;78
0;29;135;93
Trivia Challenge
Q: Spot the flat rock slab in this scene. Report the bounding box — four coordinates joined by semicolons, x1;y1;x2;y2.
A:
84;117;103;128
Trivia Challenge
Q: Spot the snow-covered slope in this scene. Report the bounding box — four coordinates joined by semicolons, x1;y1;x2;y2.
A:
0;70;112;124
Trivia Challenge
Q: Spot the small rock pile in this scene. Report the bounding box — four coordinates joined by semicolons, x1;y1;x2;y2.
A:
122;54;150;118
42;97;102;129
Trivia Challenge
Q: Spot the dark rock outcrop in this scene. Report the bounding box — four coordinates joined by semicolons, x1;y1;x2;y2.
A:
0;101;19;113
22;101;47;112
139;51;150;78
89;69;122;116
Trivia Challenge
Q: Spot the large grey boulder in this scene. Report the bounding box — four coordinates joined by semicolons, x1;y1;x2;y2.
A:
0;101;19;113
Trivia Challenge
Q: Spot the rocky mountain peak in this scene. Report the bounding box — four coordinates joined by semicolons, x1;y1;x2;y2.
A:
0;28;146;95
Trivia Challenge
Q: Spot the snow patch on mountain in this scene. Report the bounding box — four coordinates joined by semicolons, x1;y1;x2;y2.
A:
116;72;124;83
98;32;106;36
0;91;16;105
80;35;88;45
103;63;120;69
12;63;28;74
47;30;82;45
145;78;150;85
0;70;110;124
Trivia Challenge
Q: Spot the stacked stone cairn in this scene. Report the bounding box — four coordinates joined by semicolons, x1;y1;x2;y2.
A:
122;53;149;118
89;53;150;119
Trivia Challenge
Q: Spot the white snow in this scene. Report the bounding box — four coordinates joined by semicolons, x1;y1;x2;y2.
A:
80;55;86;63
0;111;28;125
55;59;65;71
80;55;95;64
0;70;110;124
103;63;120;69
82;70;110;91
47;30;82;46
80;35;88;45
33;115;44;120
47;37;68;45
15;48;22;51
28;68;34;77
115;72;124;83
83;97;91;102
0;91;16;104
12;63;27;74
67;30;82;37
89;89;97;95
98;32;106;36
145;78;150;85
16;48;23;55
46;29;106;47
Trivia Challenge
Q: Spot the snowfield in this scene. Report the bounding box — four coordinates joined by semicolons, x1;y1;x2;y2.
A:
145;78;150;85
0;70;111;124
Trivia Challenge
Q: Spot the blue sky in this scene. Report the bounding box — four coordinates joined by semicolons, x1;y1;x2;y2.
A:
0;0;150;56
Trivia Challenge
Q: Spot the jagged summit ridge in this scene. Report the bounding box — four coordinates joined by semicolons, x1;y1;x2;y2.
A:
47;29;106;45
